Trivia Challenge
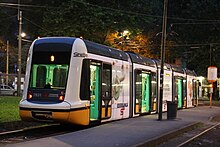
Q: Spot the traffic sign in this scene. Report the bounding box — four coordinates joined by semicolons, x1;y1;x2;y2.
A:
207;66;217;83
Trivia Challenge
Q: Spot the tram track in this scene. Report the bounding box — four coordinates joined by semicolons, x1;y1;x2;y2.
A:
176;122;220;147
156;122;220;147
0;123;89;144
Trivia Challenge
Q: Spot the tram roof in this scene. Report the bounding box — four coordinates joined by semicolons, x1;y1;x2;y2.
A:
153;59;172;70
126;52;156;67
34;37;128;61
185;69;197;76
84;40;128;61
34;37;75;52
171;65;185;74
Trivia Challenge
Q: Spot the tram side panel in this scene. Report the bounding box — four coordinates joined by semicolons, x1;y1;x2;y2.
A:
66;41;91;125
111;58;130;120
86;54;131;123
132;63;157;117
186;75;194;108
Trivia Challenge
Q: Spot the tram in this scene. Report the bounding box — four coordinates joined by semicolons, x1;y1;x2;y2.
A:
19;37;198;125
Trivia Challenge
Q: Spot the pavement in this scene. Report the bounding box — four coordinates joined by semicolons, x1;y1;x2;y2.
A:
3;106;220;147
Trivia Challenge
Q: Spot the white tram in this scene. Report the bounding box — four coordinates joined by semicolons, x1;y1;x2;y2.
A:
19;37;198;125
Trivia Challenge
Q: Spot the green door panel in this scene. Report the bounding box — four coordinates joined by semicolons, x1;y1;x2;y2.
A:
177;79;183;108
142;73;150;113
90;65;100;120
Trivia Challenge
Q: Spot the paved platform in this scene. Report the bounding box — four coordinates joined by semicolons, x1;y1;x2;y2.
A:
4;106;220;147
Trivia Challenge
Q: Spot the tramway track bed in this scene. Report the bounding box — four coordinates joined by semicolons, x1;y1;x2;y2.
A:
0;121;47;133
0;123;89;144
157;115;220;147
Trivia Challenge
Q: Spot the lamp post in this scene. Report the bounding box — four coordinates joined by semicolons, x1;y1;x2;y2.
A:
6;40;9;85
158;0;168;120
17;10;22;96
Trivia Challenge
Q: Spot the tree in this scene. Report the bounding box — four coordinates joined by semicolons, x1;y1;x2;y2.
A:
40;0;158;43
167;0;220;75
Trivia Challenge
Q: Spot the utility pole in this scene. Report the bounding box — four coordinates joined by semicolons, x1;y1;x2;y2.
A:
210;44;212;66
6;40;9;85
158;0;168;120
18;9;22;96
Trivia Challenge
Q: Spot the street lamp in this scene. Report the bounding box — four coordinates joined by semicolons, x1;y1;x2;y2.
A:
158;0;168;121
17;10;22;96
21;32;26;38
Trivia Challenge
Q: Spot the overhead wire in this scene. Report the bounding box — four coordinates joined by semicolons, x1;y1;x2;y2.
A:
0;15;17;21
0;2;220;22
23;16;49;32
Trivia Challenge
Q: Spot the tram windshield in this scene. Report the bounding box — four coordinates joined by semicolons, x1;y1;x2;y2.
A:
29;51;71;90
29;64;69;89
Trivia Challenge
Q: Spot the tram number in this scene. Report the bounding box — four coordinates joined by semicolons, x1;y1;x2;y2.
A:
33;93;42;97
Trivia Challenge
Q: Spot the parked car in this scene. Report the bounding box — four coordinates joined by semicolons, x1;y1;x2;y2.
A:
0;84;17;96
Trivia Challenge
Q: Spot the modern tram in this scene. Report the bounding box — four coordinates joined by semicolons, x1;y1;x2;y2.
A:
19;37;198;125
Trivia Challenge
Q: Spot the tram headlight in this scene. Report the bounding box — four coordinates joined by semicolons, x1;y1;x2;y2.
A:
59;95;65;101
59;91;65;101
28;91;33;99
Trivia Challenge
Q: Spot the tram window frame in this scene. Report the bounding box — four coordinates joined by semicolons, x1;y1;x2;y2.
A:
193;79;198;99
80;59;90;100
151;72;157;110
182;78;187;99
151;72;157;100
101;63;112;119
53;67;68;88
36;66;47;88
174;77;179;101
102;64;112;100
134;69;152;114
134;69;142;114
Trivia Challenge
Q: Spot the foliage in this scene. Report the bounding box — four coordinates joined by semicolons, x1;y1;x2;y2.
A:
0;96;21;123
40;0;156;43
105;31;155;58
0;0;220;76
167;0;220;75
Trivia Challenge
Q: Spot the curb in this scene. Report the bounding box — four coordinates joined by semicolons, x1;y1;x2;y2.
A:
135;122;202;147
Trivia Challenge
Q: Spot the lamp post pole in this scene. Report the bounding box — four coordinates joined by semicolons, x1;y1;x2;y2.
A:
18;10;22;96
6;40;9;85
158;0;168;120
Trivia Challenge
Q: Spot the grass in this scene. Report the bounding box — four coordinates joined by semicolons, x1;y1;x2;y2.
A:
0;96;22;123
0;96;219;124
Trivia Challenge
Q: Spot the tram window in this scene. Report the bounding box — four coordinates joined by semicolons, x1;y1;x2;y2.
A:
53;68;67;88
29;64;68;89
174;78;178;100
151;72;157;110
151;73;157;99
102;64;111;100
80;59;90;100
135;69;142;113
193;80;197;98
36;66;46;88
183;79;186;98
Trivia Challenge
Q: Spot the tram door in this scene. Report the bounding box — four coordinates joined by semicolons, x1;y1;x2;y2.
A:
90;64;101;121
135;70;150;113
101;64;112;119
192;80;198;106
150;73;157;112
175;78;183;109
